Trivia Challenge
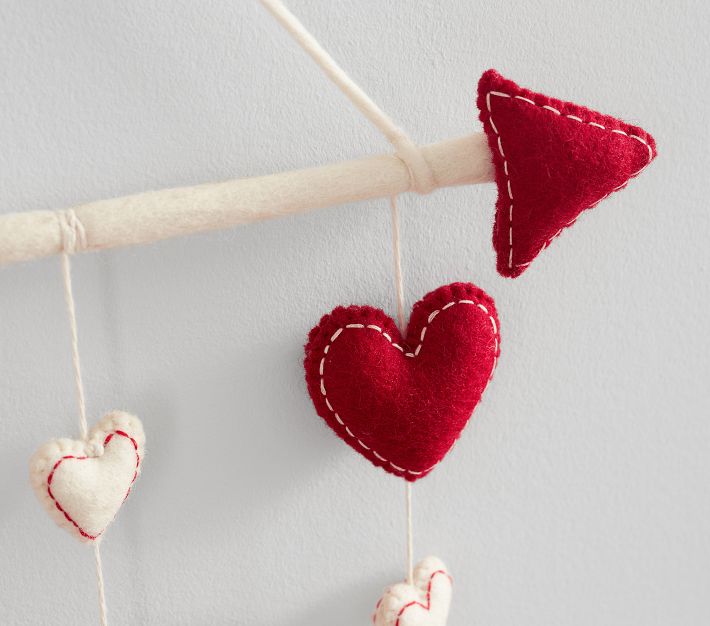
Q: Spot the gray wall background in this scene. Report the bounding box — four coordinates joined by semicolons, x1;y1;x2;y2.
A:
1;1;708;624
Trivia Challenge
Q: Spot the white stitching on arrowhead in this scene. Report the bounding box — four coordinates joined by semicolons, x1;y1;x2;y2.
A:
485;91;654;271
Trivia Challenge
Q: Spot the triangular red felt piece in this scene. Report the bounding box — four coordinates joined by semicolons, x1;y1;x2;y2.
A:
304;283;500;481
477;69;657;278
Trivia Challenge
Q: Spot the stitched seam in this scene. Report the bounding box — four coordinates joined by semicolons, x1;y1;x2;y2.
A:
46;430;141;540
320;298;499;477
394;570;452;626
485;90;654;270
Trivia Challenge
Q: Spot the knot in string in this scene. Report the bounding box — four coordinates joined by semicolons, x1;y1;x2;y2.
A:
391;132;436;195
259;0;436;196
57;209;88;255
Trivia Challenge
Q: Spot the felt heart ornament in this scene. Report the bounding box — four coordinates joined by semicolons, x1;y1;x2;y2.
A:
477;69;657;278
29;411;145;542
372;556;452;626
304;282;500;481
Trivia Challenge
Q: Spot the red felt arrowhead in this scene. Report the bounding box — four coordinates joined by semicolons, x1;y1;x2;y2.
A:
477;69;657;278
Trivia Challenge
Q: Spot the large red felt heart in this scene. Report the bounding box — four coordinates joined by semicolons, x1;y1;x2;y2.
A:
477;69;657;278
304;283;500;481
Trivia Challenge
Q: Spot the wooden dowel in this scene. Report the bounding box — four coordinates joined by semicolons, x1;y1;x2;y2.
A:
0;133;493;267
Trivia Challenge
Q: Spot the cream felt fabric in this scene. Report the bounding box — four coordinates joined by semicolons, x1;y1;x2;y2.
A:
29;411;145;543
373;556;452;626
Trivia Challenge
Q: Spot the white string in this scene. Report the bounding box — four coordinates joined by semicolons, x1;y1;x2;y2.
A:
58;210;89;439
259;0;436;195
57;209;108;626
406;482;414;585
389;196;406;331
94;543;108;626
390;196;414;585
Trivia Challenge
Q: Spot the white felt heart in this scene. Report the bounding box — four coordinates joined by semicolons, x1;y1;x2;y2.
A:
373;556;452;626
29;411;145;542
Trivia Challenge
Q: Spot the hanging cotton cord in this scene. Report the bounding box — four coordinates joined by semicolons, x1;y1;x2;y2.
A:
389;196;414;585
57;209;108;626
259;0;436;195
58;210;89;439
406;482;414;586
93;543;108;626
389;196;406;331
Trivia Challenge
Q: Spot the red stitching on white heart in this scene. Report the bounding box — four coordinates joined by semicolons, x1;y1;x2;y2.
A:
485;90;654;271
394;569;452;626
319;297;499;477
46;430;141;541
371;568;453;625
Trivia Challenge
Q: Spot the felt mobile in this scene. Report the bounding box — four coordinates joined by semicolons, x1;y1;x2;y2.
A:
8;1;657;624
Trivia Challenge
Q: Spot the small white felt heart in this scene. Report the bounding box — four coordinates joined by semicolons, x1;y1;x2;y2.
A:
373;557;452;626
29;411;145;542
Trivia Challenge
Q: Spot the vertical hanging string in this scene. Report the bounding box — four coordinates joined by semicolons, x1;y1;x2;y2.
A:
406;482;413;586
57;210;108;626
59;250;89;440
94;542;108;626
390;196;414;586
389;196;406;331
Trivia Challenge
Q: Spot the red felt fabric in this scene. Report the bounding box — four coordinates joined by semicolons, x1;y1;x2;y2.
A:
304;283;500;481
477;69;657;278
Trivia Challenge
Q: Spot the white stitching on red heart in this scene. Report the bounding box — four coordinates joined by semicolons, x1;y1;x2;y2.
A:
319;297;499;476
